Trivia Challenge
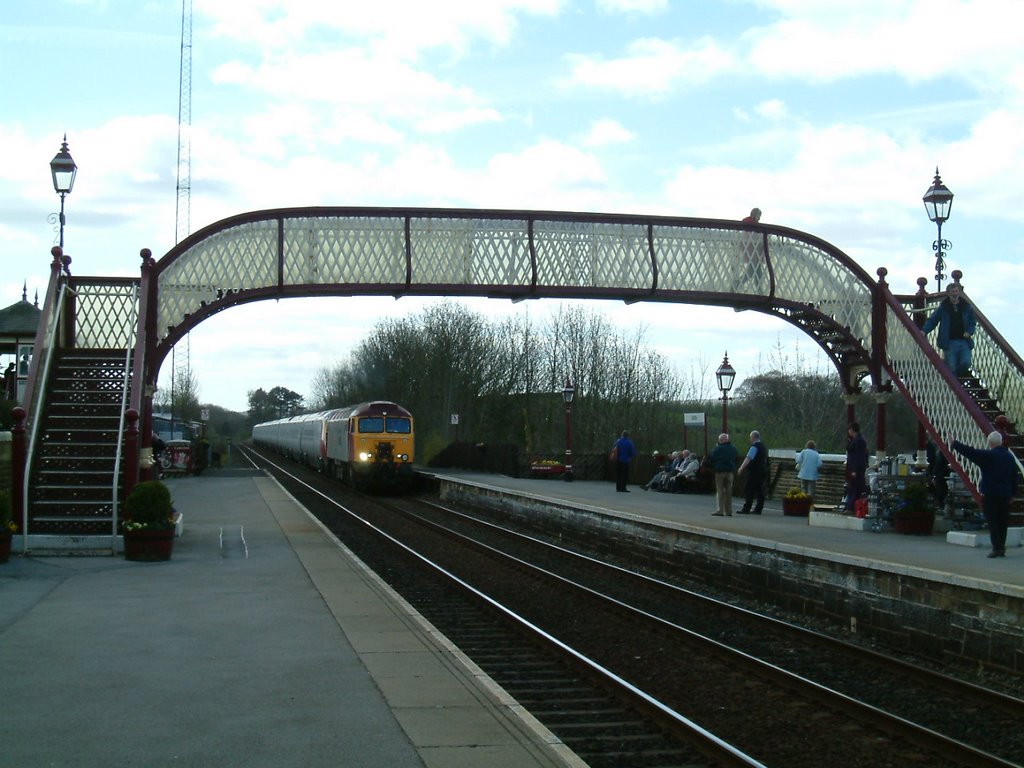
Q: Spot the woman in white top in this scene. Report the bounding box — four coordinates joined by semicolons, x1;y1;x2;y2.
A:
795;440;823;497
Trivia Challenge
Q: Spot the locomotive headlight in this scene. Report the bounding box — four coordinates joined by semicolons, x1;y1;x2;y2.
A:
398;454;409;461
358;452;373;461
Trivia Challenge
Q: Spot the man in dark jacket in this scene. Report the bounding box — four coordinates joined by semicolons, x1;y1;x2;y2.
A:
846;422;869;512
922;282;977;377
736;430;768;515
709;433;738;517
951;431;1019;558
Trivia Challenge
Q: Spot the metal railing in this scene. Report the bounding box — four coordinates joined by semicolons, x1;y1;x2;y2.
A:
883;286;1017;504
20;281;73;548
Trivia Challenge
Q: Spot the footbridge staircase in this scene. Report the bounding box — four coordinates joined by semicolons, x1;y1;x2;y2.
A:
8;208;1023;553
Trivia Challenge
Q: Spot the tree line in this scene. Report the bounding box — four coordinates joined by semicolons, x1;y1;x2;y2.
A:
278;301;920;462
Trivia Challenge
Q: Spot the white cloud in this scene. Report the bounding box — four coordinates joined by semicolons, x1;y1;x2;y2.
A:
416;107;503;134
196;0;564;55
742;0;1024;89
754;99;787;120
563;37;737;97
582;118;636;147
484;140;609;207
597;0;669;12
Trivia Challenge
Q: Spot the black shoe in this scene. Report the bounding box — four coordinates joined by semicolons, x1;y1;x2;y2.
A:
987;550;1005;558
736;510;749;515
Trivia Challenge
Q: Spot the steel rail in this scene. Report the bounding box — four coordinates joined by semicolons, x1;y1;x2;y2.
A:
238;443;767;768
416;497;1024;718
388;496;1021;768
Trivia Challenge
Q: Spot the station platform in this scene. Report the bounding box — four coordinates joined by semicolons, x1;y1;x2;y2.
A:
429;470;1024;590
0;471;580;768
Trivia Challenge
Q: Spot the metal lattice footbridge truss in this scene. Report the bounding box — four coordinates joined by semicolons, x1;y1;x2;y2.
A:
18;207;1024;541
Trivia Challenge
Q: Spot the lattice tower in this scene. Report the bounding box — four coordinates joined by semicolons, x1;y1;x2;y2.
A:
171;0;193;421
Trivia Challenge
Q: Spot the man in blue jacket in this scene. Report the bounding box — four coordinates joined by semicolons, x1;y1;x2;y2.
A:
922;282;977;377
612;430;637;493
951;431;1019;558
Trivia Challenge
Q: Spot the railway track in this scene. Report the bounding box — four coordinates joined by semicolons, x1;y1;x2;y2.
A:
240;446;1023;768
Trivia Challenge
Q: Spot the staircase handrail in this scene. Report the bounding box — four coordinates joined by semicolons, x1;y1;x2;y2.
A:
896;286;1024;443
110;286;140;542
879;275;997;507
20;248;71;440
20;281;74;538
127;249;156;493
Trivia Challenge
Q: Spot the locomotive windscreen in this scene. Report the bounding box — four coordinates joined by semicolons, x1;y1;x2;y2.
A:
358;417;412;433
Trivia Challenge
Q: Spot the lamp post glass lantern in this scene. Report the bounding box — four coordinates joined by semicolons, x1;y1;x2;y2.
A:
715;353;736;434
922;167;953;292
49;135;77;249
562;378;575;481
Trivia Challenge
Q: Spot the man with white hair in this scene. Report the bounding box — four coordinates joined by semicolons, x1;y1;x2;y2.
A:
951;431;1019;558
709;433;738;516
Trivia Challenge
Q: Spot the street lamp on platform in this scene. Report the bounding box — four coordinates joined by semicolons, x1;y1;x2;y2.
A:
923;168;953;293
562;377;575;481
49;135;77;249
715;353;736;434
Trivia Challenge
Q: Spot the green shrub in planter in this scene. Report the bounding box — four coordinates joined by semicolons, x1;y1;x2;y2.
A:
124;480;175;531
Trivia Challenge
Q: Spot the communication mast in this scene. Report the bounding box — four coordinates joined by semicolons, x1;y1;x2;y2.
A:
171;0;193;425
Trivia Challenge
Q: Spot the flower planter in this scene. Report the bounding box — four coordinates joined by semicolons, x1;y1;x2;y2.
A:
782;498;812;516
894;510;935;535
123;529;175;561
530;464;565;478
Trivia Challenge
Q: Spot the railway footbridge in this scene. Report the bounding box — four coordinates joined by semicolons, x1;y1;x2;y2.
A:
9;207;1024;551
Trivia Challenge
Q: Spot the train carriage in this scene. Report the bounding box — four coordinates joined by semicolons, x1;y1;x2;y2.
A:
252;401;414;489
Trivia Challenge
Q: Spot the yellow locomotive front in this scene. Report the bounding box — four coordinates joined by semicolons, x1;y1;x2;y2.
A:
344;401;415;487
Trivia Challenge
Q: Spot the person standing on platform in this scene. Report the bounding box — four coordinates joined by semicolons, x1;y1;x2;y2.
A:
845;422;869;512
736;430;768;514
709;433;738;516
612;430;636;493
3;361;15;400
795;439;823;498
926;436;950;509
951;431;1019;558
922;282;977;377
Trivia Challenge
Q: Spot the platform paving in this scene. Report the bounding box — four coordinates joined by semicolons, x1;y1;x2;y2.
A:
0;471;579;768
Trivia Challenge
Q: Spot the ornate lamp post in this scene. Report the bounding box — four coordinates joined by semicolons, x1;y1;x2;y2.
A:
922;168;953;293
715;353;736;434
562;377;575;481
49;135;78;249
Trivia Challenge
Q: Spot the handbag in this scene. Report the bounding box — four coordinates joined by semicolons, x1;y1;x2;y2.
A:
609;446;618;461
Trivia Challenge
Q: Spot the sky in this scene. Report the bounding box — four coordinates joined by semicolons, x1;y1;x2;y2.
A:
3;0;1024;414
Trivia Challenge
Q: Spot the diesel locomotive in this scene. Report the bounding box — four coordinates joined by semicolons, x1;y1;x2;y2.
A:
252;401;414;488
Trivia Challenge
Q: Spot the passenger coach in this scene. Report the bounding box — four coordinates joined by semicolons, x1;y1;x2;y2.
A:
252;401;414;488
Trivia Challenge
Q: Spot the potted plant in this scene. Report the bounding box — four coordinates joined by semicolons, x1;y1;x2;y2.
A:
782;487;813;516
0;487;14;563
894;479;934;534
530;458;565;478
122;480;176;561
